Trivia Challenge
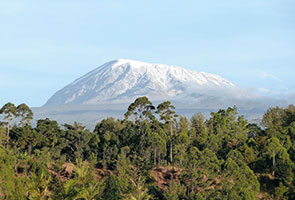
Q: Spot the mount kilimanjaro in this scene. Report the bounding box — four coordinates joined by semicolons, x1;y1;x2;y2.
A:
45;59;237;107
34;59;265;128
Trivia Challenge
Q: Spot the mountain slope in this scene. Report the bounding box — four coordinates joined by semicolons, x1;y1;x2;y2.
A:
45;59;237;106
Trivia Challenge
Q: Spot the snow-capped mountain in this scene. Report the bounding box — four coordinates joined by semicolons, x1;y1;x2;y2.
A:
44;59;238;106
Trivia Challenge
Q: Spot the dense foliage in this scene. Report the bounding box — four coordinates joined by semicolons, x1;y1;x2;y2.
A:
0;98;295;199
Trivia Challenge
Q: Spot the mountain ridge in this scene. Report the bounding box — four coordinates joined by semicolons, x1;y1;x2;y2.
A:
45;59;237;106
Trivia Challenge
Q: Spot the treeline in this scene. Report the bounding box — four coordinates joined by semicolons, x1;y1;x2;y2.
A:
0;97;295;199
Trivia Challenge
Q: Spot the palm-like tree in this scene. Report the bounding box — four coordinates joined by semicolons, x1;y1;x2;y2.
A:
123;177;151;200
64;160;103;200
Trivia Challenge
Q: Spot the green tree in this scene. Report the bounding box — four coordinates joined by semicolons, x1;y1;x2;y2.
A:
62;122;98;162
262;106;284;128
123;177;152;200
64;159;103;200
27;162;52;200
163;180;186;200
15;125;41;155
103;175;122;200
0;147;28;200
16;103;33;126
148;132;166;166
264;137;293;178
181;147;221;198
116;147;132;194
207;106;248;159
35;118;62;151
223;157;260;200
124;96;155;122
175;116;190;167
274;182;288;200
0;102;17;141
94;118;122;169
190;113;208;150
0;123;7;144
156;101;178;163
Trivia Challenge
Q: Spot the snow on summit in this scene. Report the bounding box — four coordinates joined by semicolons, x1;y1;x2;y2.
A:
44;59;237;106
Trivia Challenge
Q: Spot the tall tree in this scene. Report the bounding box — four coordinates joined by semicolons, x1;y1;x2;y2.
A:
124;96;155;122
156;101;178;163
16;125;41;155
94;118;122;169
16;103;33;126
35;118;62;152
148;131;166;165
190;113;208;150
223;157;260;200
0;103;17;141
264;137;290;177
175;116;190;167
62;123;96;162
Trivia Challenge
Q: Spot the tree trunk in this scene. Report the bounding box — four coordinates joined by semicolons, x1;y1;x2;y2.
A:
6;118;10;142
158;153;161;165
272;152;276;177
28;144;32;156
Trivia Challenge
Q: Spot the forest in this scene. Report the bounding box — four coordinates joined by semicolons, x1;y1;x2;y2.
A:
0;96;295;200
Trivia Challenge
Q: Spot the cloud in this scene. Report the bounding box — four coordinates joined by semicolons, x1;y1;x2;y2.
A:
260;71;285;85
161;78;294;112
287;92;295;105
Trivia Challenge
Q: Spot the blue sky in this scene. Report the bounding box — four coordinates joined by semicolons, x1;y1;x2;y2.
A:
0;0;294;107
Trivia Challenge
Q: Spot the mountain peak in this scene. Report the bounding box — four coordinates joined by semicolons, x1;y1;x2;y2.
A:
44;59;236;106
115;58;144;65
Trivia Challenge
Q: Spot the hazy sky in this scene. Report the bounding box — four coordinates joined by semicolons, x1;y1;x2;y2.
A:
0;0;294;107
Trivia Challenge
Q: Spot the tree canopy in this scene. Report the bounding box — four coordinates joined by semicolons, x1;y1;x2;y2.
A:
0;100;294;199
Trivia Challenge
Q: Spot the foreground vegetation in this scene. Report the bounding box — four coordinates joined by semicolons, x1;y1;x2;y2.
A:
0;97;295;199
